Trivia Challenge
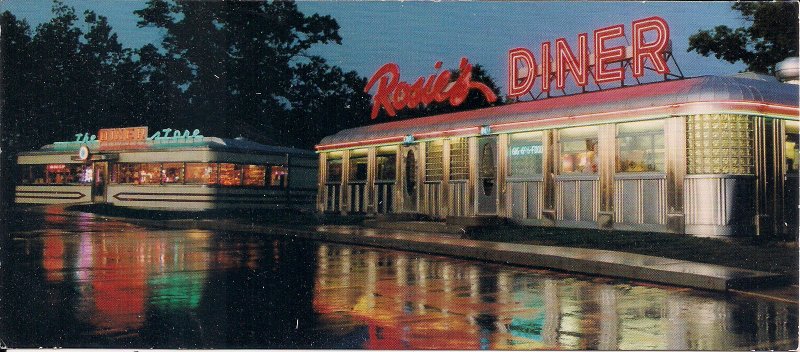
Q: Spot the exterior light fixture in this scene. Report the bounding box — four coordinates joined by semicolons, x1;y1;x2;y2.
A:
403;134;415;145
480;125;492;136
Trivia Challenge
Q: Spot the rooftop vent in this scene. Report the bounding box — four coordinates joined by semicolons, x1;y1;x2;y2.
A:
776;57;799;84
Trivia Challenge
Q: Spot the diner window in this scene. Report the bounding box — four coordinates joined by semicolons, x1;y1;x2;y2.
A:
786;120;799;173
508;131;544;177
616;120;665;173
112;163;138;184
270;165;288;187
18;165;46;185
425;140;444;181
243;164;267;187
327;160;342;183
68;164;93;184
139;163;161;184
185;163;218;184
162;163;184;184
559;126;598;174
450;138;469;181
686;114;754;174
219;163;243;186
376;147;397;181
349;149;368;182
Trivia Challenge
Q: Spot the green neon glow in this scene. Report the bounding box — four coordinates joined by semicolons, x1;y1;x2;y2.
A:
148;271;205;310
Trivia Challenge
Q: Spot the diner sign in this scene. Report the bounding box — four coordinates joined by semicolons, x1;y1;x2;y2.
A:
511;145;543;156
508;16;670;98
98;126;149;142
364;58;498;119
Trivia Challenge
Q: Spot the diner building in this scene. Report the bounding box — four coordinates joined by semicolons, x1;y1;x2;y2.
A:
16;128;317;210
316;75;799;237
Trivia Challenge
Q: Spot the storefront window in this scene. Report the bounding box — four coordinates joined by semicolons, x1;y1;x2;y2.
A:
617;120;665;172
270;166;288;187
786;120;799;173
18;165;46;184
425;140;444;181
686;114;754;174
450;138;469;181
219;163;243;186
559;126;598;174
139;163;161;184
327;152;343;183
162;163;184;184
349;149;368;182
508;131;543;177
69;164;93;184
112;163;138;184
185;163;218;184
376;147;397;181
243;164;266;187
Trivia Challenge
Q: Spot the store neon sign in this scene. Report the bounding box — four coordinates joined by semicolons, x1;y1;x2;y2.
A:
364;58;498;119
507;16;670;98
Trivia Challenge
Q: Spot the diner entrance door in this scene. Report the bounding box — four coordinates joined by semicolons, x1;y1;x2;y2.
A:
402;147;418;212
477;136;497;215
92;161;108;203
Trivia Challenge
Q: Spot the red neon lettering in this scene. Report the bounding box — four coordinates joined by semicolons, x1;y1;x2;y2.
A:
632;16;670;78
593;24;626;83
541;41;551;92
555;33;589;90
507;48;537;98
364;58;498;119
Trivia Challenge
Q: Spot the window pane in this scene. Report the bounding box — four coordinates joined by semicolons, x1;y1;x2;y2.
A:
686;114;754;174
270;165;288;187
219;163;243;186
327;159;342;182
449;138;469;181
112;163;138;184
509;131;543;177
243;165;266;187
376;147;397;181
185;163;217;184
69;164;93;184
616;120;665;172
425;140;444;181
162;163;184;184
349;149;368;182
139;163;161;184
46;164;72;184
560;126;598;174
349;157;368;181
786;120;799;173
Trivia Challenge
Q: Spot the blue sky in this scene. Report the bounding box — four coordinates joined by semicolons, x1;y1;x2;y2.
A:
2;1;750;92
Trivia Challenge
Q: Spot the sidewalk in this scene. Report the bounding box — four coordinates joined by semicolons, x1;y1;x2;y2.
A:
12;205;795;299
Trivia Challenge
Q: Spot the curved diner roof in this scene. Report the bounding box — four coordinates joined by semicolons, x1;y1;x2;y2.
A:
317;75;799;151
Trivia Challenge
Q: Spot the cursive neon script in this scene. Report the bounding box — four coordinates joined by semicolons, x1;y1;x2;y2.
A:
364;58;498;119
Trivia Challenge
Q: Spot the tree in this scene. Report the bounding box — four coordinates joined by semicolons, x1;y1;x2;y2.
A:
688;2;799;74
134;0;370;148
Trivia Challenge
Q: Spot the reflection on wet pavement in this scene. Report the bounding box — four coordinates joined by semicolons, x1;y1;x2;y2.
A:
1;206;796;349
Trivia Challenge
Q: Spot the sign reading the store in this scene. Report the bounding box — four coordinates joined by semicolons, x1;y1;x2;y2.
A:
147;128;203;140
507;16;670;98
364;58;498;119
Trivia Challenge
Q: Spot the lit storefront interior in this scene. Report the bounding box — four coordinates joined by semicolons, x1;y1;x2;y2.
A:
316;76;799;237
16;128;317;210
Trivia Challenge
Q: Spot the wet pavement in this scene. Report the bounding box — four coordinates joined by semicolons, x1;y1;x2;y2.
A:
0;207;797;349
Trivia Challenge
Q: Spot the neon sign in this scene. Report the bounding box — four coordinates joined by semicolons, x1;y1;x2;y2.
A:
364;58;498;119
511;145;543;156
98;127;148;142
508;16;670;98
148;128;203;140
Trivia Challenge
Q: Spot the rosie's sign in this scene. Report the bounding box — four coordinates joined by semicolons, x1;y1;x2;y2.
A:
508;16;670;98
364;58;498;119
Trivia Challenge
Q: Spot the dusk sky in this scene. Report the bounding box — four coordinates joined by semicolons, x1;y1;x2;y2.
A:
2;1;750;93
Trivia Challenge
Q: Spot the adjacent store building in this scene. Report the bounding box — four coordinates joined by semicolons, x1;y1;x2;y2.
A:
16;127;317;210
316;75;799;237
